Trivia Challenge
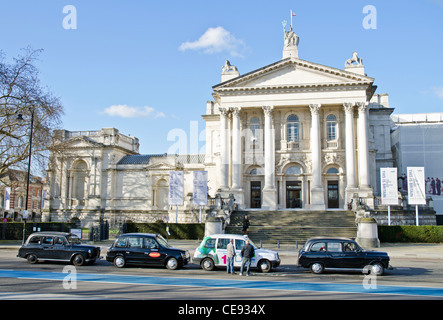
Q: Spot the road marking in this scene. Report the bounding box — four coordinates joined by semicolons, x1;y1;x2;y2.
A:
1;269;443;298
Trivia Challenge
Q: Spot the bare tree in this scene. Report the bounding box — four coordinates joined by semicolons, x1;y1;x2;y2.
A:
0;48;64;176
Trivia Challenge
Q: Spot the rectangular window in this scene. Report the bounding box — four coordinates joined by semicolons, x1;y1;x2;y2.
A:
327;242;342;252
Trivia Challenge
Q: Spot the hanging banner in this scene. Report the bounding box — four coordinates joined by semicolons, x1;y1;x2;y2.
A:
407;167;426;205
41;189;46;210
380;168;398;205
168;171;183;206
4;187;10;210
193;171;208;206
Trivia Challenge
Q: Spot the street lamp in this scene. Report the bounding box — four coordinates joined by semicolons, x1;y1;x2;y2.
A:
17;108;35;244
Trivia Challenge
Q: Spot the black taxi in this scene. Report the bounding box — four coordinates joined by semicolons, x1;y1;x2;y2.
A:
298;237;391;275
106;233;190;270
17;231;101;266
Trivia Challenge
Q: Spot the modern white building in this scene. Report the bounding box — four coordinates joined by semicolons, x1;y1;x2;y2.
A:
391;113;443;220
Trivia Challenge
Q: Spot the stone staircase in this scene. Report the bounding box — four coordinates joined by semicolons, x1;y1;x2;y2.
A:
225;210;357;246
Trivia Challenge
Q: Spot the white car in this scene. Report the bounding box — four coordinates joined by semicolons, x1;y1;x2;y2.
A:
192;234;280;273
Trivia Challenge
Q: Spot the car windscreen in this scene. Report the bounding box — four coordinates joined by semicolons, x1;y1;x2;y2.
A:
156;235;171;248
67;235;82;245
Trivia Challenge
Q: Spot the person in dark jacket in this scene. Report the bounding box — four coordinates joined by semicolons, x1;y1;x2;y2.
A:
242;215;250;235
239;239;255;276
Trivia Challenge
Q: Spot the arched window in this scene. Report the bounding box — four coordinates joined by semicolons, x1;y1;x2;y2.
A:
326;114;337;141
250;117;260;143
249;167;263;175
285;166;302;175
287;115;299;142
327;167;339;174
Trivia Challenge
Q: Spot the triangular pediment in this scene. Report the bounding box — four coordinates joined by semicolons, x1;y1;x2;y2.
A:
145;161;176;170
213;58;374;92
51;136;103;150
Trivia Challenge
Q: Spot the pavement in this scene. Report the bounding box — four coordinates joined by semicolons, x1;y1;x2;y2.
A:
2;238;443;260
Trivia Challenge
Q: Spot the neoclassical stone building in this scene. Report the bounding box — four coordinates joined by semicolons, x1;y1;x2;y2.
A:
44;27;397;226
204;26;394;211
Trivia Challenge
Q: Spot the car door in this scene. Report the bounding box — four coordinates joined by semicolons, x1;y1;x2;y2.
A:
308;241;329;266
125;236;146;264
39;236;55;259
234;238;254;267
215;238;230;266
53;236;70;260
327;241;346;268
342;241;366;268
142;237;166;266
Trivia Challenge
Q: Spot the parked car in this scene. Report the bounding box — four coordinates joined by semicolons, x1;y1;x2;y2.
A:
106;233;190;270
17;231;101;266
193;234;280;273
297;237;391;275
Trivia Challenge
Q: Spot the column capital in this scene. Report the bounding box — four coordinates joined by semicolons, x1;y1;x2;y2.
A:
230;106;241;116
309;104;321;115
262;105;274;116
343;102;355;113
219;107;229;116
356;101;369;113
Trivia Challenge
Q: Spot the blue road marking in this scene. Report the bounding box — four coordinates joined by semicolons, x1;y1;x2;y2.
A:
1;269;443;298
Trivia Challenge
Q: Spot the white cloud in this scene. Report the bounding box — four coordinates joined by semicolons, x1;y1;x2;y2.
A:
102;105;163;118
431;87;443;100
179;26;246;57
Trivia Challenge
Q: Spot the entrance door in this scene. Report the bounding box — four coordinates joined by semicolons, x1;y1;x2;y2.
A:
327;181;339;208
286;181;302;208
250;181;261;208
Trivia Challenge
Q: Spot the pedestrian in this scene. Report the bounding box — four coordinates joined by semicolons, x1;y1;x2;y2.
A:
226;238;235;274
239;239;255;276
242;215;250;235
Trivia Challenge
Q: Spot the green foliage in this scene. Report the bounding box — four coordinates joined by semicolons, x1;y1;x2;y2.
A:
378;225;443;243
1;222;76;240
125;222;205;240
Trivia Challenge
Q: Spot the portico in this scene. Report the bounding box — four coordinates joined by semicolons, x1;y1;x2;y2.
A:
204;25;378;211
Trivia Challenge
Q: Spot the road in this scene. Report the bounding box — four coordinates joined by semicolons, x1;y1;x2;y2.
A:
1;249;443;302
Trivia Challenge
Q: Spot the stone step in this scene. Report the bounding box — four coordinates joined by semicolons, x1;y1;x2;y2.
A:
225;210;357;245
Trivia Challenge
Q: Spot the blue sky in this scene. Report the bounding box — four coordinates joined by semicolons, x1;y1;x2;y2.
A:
1;0;442;154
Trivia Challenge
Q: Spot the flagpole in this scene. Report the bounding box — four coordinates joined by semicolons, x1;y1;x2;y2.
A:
290;10;293;28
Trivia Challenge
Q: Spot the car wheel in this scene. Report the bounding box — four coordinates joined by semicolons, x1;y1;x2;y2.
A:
370;262;384;276
113;256;126;268
26;254;38;264
166;257;179;270
258;259;272;273
72;254;85;266
201;258;215;271
310;262;324;274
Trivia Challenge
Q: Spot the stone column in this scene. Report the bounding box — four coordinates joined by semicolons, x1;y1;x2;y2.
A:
309;104;326;209
343;103;357;207
357;102;370;189
231;107;242;190
219;107;229;190
262;105;277;210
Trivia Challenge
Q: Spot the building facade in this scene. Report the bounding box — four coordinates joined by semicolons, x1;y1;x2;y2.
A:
204;27;394;211
0;169;45;221
44;28;407;227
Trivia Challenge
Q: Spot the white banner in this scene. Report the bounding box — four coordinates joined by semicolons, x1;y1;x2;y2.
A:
407;167;426;205
193;171;208;206
381;167;398;205
168;171;183;206
41;189;46;210
4;187;10;210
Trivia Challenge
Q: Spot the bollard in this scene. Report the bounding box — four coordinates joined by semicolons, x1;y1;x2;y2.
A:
260;240;262;248
296;240;298;250
277;240;280;249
